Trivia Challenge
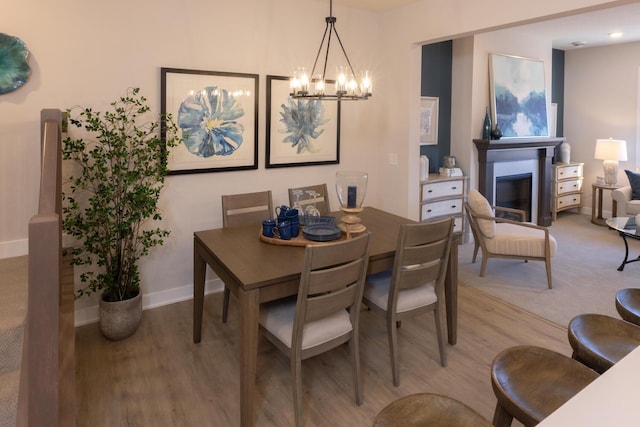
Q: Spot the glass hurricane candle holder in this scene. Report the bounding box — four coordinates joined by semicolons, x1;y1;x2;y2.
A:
335;171;368;236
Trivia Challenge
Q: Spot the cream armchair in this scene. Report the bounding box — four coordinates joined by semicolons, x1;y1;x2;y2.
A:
612;186;640;216
465;189;557;289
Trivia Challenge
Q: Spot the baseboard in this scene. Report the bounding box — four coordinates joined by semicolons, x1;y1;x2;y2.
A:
0;239;28;259
74;278;224;326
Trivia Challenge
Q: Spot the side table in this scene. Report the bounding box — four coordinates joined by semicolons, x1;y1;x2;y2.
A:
592;183;621;226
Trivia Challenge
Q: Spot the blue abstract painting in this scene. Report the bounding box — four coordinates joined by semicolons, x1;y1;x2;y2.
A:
0;33;31;95
490;54;548;138
177;86;245;157
279;99;329;154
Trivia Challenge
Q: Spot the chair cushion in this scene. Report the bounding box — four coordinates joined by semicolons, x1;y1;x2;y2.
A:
625;170;640;200
259;299;352;350
364;270;438;313
626;200;640;215
468;189;495;238
485;223;557;257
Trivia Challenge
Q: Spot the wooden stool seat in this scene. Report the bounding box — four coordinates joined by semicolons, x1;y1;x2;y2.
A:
568;313;640;373
616;288;640;326
491;346;598;427
373;393;492;427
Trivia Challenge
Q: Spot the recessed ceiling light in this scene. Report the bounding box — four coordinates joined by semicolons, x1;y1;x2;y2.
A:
609;31;623;39
571;41;587;47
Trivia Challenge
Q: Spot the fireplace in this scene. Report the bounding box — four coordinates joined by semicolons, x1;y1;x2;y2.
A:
473;137;565;226
496;173;533;222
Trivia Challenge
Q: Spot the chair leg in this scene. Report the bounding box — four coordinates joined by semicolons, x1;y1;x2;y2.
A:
479;257;488;277
291;355;303;427
492;402;514;427
434;306;447;367
545;257;553;289
472;243;479;263
388;315;400;387
222;286;230;323
349;331;363;405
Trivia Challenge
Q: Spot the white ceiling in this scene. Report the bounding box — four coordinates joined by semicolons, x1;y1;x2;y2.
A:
332;0;640;50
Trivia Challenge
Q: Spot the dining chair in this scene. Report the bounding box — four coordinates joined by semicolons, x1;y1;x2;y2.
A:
363;217;453;386
259;233;371;427
288;184;331;216
465;189;557;289
220;190;273;322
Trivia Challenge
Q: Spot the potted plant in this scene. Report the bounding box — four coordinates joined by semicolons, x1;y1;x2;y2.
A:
62;87;180;340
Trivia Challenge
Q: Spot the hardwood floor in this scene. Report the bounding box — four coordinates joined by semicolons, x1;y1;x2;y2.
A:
75;284;569;426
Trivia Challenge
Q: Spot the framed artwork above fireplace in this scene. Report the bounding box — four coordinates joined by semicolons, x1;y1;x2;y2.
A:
489;53;549;138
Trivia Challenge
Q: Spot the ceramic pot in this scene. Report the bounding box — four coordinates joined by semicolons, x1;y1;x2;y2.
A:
99;290;142;340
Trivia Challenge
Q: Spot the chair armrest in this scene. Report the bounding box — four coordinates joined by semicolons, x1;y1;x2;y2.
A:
612;186;632;204
492;205;526;222
471;211;550;239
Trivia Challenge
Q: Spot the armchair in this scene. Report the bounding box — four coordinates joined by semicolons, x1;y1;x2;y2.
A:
612;186;640;216
465;189;557;289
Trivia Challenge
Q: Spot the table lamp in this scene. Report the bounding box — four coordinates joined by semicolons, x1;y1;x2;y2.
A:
594;138;627;185
335;171;367;237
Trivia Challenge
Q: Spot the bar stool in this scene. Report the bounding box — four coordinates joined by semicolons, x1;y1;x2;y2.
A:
568;313;640;373
491;346;598;427
372;393;492;427
616;288;640;326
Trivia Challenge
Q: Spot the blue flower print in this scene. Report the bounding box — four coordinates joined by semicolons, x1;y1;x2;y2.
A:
177;86;244;157
279;99;328;154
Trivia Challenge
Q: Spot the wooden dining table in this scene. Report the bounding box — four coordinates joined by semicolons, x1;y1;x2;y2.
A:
192;206;459;427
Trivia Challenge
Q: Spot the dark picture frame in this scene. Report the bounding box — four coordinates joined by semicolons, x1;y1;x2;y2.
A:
161;67;259;174
489;53;549;138
265;75;340;168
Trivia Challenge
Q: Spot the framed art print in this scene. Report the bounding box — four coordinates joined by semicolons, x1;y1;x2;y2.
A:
265;75;340;168
161;67;259;174
420;96;439;145
489;53;548;138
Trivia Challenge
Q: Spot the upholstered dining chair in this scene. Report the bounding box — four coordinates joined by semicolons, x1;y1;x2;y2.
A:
465;189;557;289
259;233;371;427
363;217;453;386
288;184;331;216
220;190;273;322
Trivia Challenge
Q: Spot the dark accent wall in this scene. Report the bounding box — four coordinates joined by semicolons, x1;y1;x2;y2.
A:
420;41;452;173
551;49;565;137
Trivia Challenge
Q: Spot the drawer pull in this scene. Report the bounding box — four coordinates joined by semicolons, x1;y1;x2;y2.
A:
451;186;458;190
427;189;433;193
451;205;457;209
427;209;432;213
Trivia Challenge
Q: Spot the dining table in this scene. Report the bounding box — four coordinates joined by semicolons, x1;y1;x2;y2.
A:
192;206;459;427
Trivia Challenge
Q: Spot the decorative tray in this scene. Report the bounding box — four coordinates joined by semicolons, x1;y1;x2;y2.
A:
259;226;345;246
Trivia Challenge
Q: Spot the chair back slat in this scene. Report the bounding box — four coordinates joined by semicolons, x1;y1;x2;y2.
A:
222;190;273;228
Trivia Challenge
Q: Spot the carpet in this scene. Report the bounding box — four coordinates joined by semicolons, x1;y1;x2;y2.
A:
458;212;639;328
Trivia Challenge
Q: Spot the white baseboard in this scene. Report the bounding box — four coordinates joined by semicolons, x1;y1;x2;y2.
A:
0;239;28;259
74;278;224;326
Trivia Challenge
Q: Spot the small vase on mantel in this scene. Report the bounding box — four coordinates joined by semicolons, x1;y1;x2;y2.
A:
491;123;502;140
482;107;492;140
558;141;571;163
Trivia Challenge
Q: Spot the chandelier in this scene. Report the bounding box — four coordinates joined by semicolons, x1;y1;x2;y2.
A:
289;0;372;101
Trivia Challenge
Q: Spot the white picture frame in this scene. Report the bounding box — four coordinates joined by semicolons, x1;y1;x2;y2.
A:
420;96;439;145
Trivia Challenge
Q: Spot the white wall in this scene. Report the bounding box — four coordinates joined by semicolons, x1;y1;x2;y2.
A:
0;0;630;322
565;41;640;215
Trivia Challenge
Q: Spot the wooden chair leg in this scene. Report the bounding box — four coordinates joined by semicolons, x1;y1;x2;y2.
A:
545;256;553;289
479;257;488;277
291;356;303;427
492;402;514;427
434;306;447;367
222;286;230;323
472;243;479;263
388;315;400;387
349;331;363;405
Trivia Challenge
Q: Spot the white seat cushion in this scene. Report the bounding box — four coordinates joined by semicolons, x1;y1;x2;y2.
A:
364;270;438;313
259;299;352;350
626;200;640;215
468;189;495;238
485;222;558;257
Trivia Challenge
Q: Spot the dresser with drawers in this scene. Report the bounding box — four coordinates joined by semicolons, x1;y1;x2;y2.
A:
420;174;469;242
551;162;584;221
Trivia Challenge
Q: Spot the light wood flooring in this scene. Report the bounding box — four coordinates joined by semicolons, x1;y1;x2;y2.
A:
75;284;569;426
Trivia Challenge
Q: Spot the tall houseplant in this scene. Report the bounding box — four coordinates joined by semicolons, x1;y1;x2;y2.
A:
62;88;180;338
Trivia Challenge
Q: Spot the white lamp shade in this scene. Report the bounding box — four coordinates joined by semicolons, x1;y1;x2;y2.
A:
594;138;627;161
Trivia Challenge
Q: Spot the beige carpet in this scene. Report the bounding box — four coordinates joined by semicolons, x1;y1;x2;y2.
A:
458;211;640;328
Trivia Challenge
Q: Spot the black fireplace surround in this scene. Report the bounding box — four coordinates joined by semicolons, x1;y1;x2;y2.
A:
473;137;565;227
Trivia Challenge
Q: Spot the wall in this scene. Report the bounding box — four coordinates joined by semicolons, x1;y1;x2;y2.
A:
1;0;630;322
564;41;640;215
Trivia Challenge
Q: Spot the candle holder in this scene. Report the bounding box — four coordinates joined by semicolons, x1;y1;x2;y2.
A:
335;171;368;237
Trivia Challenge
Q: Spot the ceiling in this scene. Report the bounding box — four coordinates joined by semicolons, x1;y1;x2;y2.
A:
332;0;640;50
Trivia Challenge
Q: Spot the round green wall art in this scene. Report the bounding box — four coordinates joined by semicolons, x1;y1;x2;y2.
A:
0;33;31;95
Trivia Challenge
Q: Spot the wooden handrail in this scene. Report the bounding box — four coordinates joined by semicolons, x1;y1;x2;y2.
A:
18;110;75;426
